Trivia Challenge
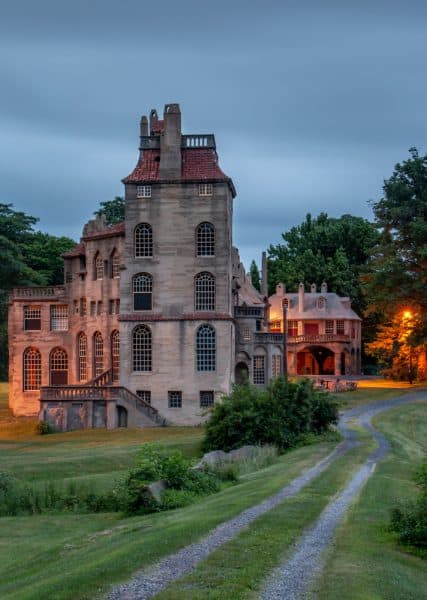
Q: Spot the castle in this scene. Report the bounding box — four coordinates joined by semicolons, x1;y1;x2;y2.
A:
8;104;361;430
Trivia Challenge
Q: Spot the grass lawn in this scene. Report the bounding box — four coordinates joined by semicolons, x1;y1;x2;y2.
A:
331;382;412;410
314;399;427;600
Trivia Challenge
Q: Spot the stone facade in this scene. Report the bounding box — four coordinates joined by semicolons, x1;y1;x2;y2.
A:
8;103;362;430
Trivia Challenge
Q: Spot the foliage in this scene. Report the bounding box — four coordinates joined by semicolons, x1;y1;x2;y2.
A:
390;460;427;551
203;377;338;452
35;421;54;435
249;259;261;291
94;196;125;225
267;212;379;315
21;232;75;285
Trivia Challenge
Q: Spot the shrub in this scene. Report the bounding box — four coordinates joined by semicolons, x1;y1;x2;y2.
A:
203;377;338;452
35;421;54;435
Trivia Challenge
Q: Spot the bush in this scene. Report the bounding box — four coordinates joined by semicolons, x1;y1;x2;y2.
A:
203;377;338;452
390;460;427;551
35;421;54;435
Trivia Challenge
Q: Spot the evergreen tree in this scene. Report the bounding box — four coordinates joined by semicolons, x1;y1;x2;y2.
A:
249;260;261;291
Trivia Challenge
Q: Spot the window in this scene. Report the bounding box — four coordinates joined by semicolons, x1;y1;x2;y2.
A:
23;306;41;330
93;332;104;377
168;391;182;408
200;390;214;408
253;355;265;384
95;254;104;280
97;301;103;315
272;355;281;377
196;222;215;256
256;319;262;332
135;223;153;258
198;183;213;196
136;185;152;198
77;333;88;381
90;301;96;316
109;300;114;315
133;325;152;371
23;347;41;391
336;320;345;335
50;305;68;331
73;300;79;314
194;272;215;311
196;324;216;371
325;320;334;335
111;330;120;382
80;298;87;316
288;320;298;337
283;298;289;309
242;326;251;341
111;252;120;278
136;390;151;404
50;348;68;384
133;273;153;310
65;271;72;283
115;299;120;314
270;319;281;332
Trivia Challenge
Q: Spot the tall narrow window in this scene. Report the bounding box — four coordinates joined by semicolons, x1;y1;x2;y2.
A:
23;306;41;330
133;325;152;371
50;305;68;331
50;348;68;385
23;347;42;391
288;320;298;337
253;355;265;384
194;272;215;311
325;320;334;335
93;332;104;377
111;251;120;278
80;298;87;316
196;222;215;256
77;332;88;381
111;330;120;382
272;355;281;377
196;324;216;371
95;253;104;279
133;273;153;310
135;223;153;257
336;320;345;335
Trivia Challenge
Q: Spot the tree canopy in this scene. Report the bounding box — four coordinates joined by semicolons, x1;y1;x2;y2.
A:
249;260;261;291
94;196;125;225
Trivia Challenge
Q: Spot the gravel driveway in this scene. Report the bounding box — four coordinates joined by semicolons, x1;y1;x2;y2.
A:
106;390;425;600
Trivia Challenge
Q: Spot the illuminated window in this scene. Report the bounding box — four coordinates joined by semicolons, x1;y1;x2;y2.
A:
272;355;281;377
50;305;68;331
195;272;215;311
168;391;182;408
253;356;265;384
200;390;214;408
196;222;215;256
133;325;152;371
336;320;345;335
23;306;41;330
77;332;87;381
325;320;334;335
136;185;151;198
270;319;281;332
95;254;104;280
196;324;216;371
288;320;298;337
93;332;104;377
50;347;68;384
133;273;153;310
23;347;41;391
136;390;151;404
111;252;120;278
111;330;120;382
135;223;153;258
198;183;213;196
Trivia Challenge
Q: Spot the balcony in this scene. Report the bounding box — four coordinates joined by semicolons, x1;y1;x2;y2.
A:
254;333;350;345
10;286;66;300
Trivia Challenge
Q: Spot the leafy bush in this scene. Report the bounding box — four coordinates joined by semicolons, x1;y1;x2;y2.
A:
390;460;427;551
203;377;338;452
35;420;54;435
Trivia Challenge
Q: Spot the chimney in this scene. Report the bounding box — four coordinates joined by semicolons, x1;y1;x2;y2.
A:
140;115;148;137
276;283;285;296
159;103;181;179
321;281;328;293
149;109;158;134
261;252;268;297
310;283;317;293
298;282;305;313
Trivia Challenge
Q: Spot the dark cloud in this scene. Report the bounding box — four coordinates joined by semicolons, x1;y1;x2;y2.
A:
1;0;427;268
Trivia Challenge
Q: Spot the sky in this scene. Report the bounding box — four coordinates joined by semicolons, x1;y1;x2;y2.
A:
1;0;427;269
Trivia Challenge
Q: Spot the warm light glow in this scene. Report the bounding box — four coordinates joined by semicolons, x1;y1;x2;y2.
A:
403;310;413;319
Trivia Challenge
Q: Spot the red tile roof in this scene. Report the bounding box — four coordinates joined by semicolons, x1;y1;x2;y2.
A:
62;242;85;258
82;221;125;242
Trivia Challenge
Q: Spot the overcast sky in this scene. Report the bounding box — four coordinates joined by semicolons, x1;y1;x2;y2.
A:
1;0;426;269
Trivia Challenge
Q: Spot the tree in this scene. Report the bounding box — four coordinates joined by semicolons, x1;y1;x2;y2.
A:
249;260;261;291
364;148;427;379
267;212;379;314
94;196;125;225
21;232;75;285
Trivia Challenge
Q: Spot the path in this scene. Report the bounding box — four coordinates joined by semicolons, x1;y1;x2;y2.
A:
106;390;425;600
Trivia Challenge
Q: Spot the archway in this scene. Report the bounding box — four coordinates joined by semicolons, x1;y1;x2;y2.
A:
235;362;249;385
117;405;128;428
297;346;334;375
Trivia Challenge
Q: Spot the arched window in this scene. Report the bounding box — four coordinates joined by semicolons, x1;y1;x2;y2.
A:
196;222;215;256
77;332;87;381
135;223;153;258
133;273;153;310
94;253;104;280
93;332;104;377
111;330;120;382
111;250;120;278
194;272;215;311
50;348;68;385
133;325;152;371
196;324;216;371
23;347;41;391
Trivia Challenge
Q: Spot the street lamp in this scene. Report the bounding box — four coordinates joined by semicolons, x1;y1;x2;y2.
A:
282;300;288;378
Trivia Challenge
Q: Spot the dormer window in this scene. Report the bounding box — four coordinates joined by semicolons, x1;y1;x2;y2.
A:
136;185;152;198
317;296;326;309
199;183;213;197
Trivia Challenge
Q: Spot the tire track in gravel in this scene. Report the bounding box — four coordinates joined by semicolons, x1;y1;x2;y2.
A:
260;390;426;600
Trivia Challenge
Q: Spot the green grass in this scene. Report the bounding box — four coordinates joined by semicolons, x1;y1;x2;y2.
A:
314;400;427;600
331;386;408;409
